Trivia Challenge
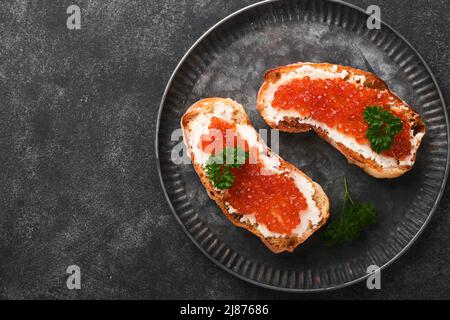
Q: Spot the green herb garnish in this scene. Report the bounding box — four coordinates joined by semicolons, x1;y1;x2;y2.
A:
364;106;403;153
205;148;249;190
322;177;377;246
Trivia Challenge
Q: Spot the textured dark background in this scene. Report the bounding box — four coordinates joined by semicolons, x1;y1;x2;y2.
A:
0;0;448;299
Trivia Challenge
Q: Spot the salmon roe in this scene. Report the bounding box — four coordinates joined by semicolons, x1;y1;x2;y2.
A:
201;117;308;235
272;77;412;159
200;117;248;154
227;163;307;235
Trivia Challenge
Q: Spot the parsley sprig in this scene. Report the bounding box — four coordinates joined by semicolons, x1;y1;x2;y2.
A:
364;106;403;153
322;177;377;246
204;148;249;190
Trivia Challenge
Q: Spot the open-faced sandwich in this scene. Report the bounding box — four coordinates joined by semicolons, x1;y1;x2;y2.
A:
257;62;426;178
181;98;329;253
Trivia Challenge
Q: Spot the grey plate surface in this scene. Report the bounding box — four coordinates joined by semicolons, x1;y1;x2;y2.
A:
156;0;449;291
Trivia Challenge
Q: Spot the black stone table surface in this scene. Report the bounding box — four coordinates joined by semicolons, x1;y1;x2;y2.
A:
0;0;449;299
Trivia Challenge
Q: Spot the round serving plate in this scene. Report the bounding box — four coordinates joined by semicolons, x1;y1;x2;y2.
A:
156;0;449;291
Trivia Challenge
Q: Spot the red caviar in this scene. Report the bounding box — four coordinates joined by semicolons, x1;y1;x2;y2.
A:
201;117;308;235
227;163;307;235
272;77;412;159
200;117;248;154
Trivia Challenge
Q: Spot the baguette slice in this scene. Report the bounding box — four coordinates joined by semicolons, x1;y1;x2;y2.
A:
181;98;329;253
257;62;426;178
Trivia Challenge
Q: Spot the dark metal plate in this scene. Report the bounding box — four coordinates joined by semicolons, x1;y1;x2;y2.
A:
156;0;449;291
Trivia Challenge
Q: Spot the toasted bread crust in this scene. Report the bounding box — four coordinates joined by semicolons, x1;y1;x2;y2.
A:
257;62;426;179
181;98;330;253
